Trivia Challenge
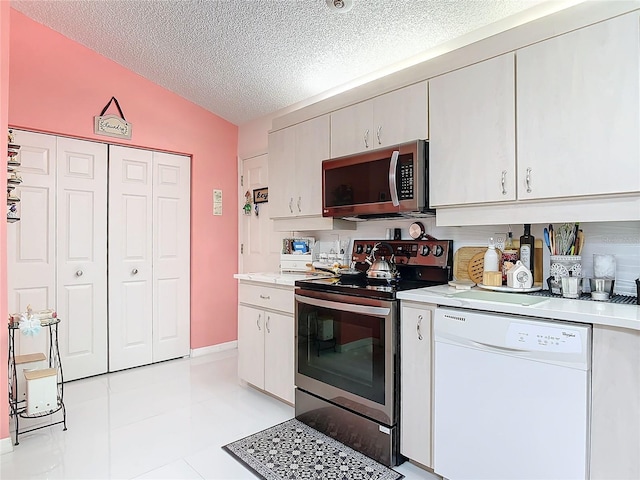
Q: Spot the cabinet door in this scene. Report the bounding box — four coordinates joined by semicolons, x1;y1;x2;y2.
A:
294;115;330;216
238;304;265;389
517;12;640;199
330;100;374;157
264;311;295;404
7;130;57;358
241;154;282;273
108;146;153;371
152;152;191;363
400;303;434;468
429;54;516;207
268;127;296;218
56;137;108;381
373;82;428;148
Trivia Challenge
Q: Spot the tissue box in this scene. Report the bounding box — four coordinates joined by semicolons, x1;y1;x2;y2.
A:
24;368;58;415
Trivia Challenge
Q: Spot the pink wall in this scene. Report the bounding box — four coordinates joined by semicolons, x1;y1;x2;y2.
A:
1;1;11;443
1;9;240;440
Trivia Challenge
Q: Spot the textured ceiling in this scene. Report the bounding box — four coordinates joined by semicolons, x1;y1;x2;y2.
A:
12;0;548;125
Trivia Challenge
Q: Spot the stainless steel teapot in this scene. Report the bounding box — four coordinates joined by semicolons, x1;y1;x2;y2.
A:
366;242;398;280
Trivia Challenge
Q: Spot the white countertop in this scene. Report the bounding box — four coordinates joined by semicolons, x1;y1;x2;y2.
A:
397;285;640;331
234;271;332;287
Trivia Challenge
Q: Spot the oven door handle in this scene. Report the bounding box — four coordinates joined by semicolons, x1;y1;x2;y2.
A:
295;294;391;316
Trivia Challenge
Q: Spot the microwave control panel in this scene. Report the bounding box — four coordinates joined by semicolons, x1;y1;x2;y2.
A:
398;158;414;200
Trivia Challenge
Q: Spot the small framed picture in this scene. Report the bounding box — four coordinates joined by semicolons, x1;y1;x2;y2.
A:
253;187;268;204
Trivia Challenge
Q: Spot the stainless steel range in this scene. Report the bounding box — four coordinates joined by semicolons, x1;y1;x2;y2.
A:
294;238;453;466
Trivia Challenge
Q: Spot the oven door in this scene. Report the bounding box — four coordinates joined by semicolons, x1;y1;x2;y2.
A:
294;288;398;426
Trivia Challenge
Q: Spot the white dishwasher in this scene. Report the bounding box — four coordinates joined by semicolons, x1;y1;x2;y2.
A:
433;307;591;480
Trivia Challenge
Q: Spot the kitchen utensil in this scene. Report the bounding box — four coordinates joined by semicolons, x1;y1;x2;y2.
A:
409;222;425;239
366;242;398;280
467;252;486;284
561;275;582;299
543;228;551;252
589;278;614;297
453;246;487;281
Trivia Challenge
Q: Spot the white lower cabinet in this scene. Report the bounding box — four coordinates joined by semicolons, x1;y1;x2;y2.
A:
238;282;294;404
400;301;435;468
590;325;640;480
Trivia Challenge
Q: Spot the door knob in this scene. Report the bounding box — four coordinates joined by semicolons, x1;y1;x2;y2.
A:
75;270;83;277
132;268;139;275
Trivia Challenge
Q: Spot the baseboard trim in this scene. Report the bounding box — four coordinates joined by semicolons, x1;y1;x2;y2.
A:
191;340;238;357
0;436;14;455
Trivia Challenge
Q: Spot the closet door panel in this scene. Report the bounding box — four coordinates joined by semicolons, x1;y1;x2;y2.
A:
56;137;108;380
152;152;191;362
109;146;153;371
7;130;56;357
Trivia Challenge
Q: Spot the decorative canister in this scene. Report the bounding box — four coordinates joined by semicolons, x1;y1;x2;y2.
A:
549;255;582;295
550;255;582;278
501;250;519;283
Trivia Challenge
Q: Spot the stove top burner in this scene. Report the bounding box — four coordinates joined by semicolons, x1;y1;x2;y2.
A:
295;238;454;300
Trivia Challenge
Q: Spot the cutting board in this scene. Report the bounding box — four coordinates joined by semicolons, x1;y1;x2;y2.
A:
453;247;487;281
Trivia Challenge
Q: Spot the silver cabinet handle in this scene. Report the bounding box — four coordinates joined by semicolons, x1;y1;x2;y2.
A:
417;314;423;341
364;129;369;148
376;125;382;145
266;315;271;333
526;167;532;193
76;270;83;277
289;197;293;213
297;196;301;213
132;268;138;275
259;294;270;300
501;170;507;195
257;314;261;331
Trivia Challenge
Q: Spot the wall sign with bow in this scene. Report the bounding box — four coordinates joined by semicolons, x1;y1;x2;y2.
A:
94;96;132;140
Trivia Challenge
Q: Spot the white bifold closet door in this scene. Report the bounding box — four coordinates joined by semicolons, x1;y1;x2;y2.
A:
56;137;108;379
108;146;190;371
8;131;108;381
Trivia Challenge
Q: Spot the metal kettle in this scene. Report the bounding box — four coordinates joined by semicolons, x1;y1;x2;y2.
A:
366;242;398;280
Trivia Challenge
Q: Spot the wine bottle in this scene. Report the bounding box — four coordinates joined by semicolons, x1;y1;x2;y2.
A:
519;224;535;279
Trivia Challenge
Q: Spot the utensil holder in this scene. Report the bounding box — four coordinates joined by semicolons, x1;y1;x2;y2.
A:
550;255;582;278
548;255;582;295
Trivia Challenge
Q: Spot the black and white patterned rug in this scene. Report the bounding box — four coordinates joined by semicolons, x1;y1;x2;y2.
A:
222;418;404;480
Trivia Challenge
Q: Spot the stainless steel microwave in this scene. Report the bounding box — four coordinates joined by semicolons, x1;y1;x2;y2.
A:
322;140;433;219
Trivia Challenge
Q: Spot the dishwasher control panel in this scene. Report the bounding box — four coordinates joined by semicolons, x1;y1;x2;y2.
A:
506;322;582;353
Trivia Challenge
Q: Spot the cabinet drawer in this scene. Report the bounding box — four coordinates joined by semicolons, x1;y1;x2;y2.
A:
239;283;294;313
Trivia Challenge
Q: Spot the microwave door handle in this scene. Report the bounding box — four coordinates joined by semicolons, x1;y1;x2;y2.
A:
388;150;400;206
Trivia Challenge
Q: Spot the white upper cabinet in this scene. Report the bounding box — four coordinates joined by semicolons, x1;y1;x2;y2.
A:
330;81;428;158
429;54;516;207
268;115;330;219
517;12;640;200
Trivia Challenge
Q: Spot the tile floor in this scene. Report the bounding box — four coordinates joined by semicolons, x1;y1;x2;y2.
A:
0;349;440;479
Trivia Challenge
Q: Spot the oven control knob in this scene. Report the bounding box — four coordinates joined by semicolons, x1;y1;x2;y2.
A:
420;245;430;256
356;244;364;254
365;245;373;255
433;245;444;257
